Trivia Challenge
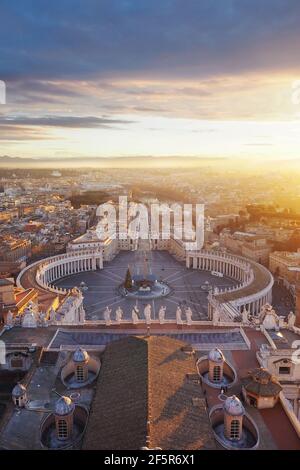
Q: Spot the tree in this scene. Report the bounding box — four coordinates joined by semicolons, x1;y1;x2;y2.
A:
124;267;132;289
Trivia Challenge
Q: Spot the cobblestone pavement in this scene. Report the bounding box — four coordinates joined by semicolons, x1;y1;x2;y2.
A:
54;250;237;321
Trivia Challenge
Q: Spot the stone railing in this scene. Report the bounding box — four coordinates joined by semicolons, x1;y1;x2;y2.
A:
17;249;103;296
187;250;273;321
279;392;300;439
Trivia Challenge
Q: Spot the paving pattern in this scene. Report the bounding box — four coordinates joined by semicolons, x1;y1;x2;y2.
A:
54;250;238;321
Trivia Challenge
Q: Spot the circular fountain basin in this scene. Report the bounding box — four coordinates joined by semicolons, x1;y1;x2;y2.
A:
119;274;171;300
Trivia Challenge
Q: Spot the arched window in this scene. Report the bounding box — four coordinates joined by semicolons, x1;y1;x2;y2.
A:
76;365;84;382
230;419;240;440
58;419;68;439
213;365;221;382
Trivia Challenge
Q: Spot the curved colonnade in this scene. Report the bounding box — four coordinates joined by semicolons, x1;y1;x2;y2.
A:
186;251;273;319
17;249;103;297
17;247;273;324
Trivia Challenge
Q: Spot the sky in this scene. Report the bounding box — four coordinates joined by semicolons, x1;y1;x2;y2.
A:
1;0;300;161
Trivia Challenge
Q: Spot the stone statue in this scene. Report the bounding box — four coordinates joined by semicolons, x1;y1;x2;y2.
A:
242;307;250;324
144;304;152;324
38;311;47;327
49;308;56;324
5;310;14;327
212;307;220;324
115;306;123;323
132;306;139;324
158;306;166;324
104;306;112;325
176;306;183;325
22;306;37;328
79;305;86;324
185;306;193;325
260;304;279;330
288;311;296;328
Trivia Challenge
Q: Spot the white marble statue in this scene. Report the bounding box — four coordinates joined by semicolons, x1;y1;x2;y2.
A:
158;306;166;324
288;311;296;328
242;307;250;324
132;306;139;324
115;306;123;323
260;304;279;330
144;304;152;324
212;308;220;324
176;306;183;325
185;306;193;325
49;307;56;324
38;311;47;327
22;306;37;328
5;310;14;327
104;306;112;325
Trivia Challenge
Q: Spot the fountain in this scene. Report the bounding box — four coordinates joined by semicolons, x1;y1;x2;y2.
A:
119;249;171;300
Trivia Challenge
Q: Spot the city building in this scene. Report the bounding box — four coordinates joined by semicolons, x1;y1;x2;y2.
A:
269;250;300;288
0;236;31;263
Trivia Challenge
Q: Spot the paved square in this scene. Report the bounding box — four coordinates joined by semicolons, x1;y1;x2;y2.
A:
54;250;238;321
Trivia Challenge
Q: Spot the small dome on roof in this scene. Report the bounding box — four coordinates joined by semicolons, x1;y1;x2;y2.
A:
208;348;224;363
12;383;26;398
73;348;89;363
224;395;245;416
55;396;75;416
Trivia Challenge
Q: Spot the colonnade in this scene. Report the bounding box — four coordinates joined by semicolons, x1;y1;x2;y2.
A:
186;250;274;317
35;250;103;294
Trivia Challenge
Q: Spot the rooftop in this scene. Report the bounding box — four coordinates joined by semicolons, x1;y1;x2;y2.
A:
242;368;282;397
83;335;216;450
216;256;273;303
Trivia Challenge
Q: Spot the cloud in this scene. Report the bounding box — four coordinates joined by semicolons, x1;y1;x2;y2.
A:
244;143;273;146
1;0;300;82
0;124;59;141
0;114;134;128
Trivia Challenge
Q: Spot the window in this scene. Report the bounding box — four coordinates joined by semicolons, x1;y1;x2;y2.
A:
213;365;221;382
58;419;68;439
279;366;290;375
76;365;84;382
230;420;240;440
11;359;23;369
249;396;257;407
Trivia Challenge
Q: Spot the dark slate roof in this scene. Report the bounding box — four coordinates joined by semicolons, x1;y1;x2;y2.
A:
242;367;282;397
83;335;216;450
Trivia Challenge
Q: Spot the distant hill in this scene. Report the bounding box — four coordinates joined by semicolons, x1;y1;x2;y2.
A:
0;155;228;169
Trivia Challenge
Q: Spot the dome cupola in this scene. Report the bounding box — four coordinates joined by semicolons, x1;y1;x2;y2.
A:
208;348;225;363
12;383;28;407
73;348;89;363
55;396;75;416
223;395;245;441
223;395;245;416
208;348;225;383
